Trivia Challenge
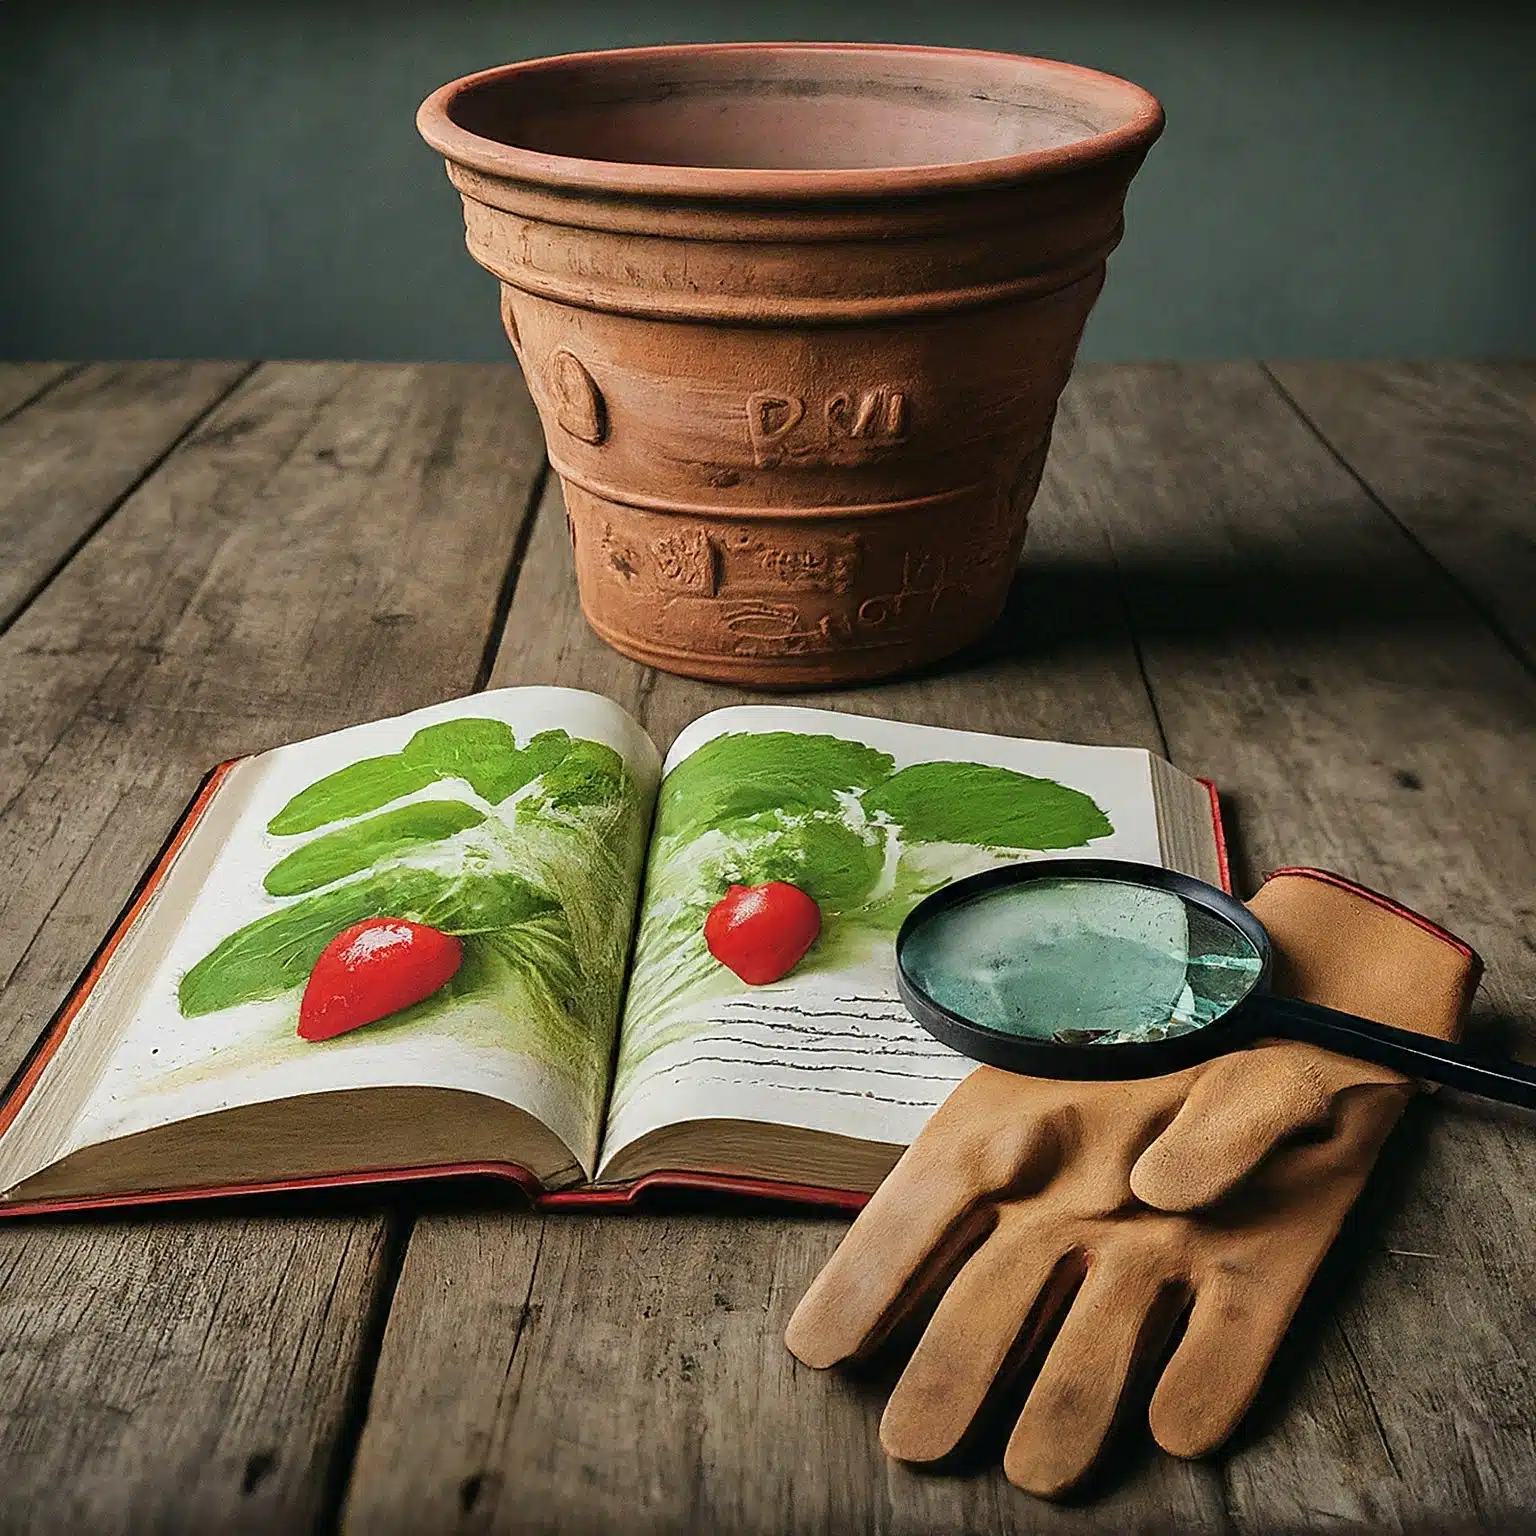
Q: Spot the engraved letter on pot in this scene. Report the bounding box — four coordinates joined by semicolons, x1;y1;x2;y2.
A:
747;386;908;467
827;387;907;446
746;393;806;468
547;348;607;445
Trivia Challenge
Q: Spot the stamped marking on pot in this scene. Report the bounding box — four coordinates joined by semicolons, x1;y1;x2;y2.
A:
600;523;643;581
718;530;861;593
718;600;849;656
746;394;805;465
827;388;907;448
757;544;858;592
547;349;607;445
653;527;719;595
747;386;908;468
856;554;957;630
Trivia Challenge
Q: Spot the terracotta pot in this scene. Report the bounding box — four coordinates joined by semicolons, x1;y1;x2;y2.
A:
418;43;1162;686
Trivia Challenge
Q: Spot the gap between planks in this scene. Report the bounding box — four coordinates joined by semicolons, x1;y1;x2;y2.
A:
0;362;85;426
1262;360;1536;680
312;439;555;1536
0;361;258;636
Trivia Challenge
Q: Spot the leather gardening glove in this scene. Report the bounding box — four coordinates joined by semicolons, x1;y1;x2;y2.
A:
785;869;1481;1497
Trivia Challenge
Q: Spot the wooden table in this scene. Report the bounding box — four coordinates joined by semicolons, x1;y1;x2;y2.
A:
0;359;1531;1533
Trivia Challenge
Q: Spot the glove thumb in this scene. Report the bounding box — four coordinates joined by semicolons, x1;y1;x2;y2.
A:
1129;1045;1403;1212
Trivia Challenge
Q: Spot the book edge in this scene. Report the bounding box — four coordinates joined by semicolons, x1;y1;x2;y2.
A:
0;1160;868;1219
0;760;241;1150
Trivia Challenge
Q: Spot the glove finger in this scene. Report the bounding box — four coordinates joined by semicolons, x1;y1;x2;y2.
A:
1148;1268;1309;1458
786;1094;1053;1369
880;1222;1071;1464
1003;1257;1176;1499
1130;1048;1338;1212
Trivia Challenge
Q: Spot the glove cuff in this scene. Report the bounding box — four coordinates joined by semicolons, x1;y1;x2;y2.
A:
1249;867;1481;1045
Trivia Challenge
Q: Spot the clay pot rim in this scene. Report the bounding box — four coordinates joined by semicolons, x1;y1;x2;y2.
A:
417;41;1164;202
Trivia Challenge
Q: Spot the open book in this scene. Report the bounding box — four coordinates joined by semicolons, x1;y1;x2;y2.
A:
0;689;1225;1215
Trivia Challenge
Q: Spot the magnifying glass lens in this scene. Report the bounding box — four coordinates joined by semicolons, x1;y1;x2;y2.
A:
898;876;1264;1047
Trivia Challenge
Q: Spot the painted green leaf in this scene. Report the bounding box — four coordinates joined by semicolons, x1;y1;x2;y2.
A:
266;720;577;837
178;867;558;1017
524;738;628;817
403;720;572;804
401;716;517;772
658;731;895;844
485;910;585;1016
496;729;579;801
266;756;439;836
178;866;449;1016
262;800;486;897
412;870;560;935
861;762;1112;850
719;813;884;911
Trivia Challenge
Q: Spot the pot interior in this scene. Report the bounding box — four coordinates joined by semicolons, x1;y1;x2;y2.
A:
445;46;1148;172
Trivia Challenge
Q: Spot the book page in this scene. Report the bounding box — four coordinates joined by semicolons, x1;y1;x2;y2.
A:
55;687;660;1183
597;707;1163;1178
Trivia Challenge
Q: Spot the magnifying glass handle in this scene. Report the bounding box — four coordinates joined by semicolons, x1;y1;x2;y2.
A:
1245;994;1536;1109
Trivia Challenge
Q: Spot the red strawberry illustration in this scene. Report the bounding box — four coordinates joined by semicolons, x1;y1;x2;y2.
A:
704;882;822;986
298;918;463;1041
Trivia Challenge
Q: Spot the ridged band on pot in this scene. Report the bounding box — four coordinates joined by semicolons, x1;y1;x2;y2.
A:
419;43;1164;686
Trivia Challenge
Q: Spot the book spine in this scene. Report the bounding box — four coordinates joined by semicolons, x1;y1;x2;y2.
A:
537;1170;868;1212
1197;776;1232;894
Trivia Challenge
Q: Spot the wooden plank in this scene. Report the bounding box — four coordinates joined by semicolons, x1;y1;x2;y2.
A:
1474;360;1536;422
0;361;547;1530
1049;363;1536;1530
343;431;1234;1532
0;361;252;631
0;363;78;423
347;1209;1225;1536
0;1213;392;1532
1266;360;1536;669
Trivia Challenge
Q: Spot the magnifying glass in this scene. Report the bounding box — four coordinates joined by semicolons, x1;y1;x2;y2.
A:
895;860;1536;1107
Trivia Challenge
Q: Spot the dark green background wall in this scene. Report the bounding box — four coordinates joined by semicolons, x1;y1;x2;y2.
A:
2;1;1531;361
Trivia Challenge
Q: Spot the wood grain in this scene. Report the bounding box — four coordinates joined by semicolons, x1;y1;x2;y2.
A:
0;361;546;1531
345;1209;1225;1536
4;359;1529;1532
1267;360;1536;670
0;1214;392;1533
342;431;1234;1533
1052;362;1535;1531
0;363;77;423
0;361;252;630
1476;360;1536;422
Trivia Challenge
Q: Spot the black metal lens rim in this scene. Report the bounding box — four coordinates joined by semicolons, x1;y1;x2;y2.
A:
893;858;1275;1081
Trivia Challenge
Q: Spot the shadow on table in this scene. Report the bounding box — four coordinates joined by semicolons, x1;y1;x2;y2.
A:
991;538;1497;655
